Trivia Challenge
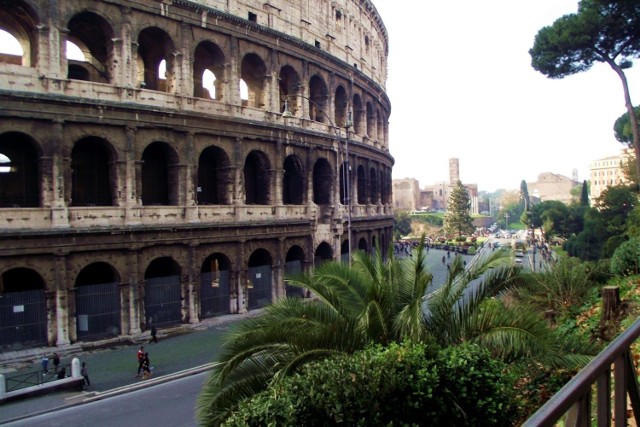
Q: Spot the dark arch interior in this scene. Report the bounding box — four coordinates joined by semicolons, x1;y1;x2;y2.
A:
2;268;44;292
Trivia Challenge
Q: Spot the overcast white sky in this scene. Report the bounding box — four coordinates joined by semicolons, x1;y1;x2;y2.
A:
373;0;640;193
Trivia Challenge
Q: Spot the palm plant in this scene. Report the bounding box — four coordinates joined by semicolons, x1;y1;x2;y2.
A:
196;238;592;426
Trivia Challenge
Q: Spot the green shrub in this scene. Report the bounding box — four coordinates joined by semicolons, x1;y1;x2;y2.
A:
610;237;640;276
223;342;517;427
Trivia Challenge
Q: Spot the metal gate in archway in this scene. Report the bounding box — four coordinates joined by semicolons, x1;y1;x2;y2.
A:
144;275;181;327
0;289;47;350
247;265;272;310
200;270;231;319
284;260;305;298
75;282;121;341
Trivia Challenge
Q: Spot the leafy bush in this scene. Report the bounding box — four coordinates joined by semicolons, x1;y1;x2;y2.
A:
610;237;640;276
222;342;517;427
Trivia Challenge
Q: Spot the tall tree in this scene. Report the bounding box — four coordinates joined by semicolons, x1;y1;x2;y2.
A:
444;180;475;238
580;180;590;206
520;179;531;211
530;0;640;179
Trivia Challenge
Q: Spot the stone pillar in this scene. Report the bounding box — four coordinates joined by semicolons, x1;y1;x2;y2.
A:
54;252;70;346
128;249;142;334
228;38;241;106
183;132;199;223
125;126;141;225
49;120;69;228
275;237;285;299
187;243;199;324
236;241;247;314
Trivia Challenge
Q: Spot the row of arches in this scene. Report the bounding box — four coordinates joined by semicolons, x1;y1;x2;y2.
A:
0;131;392;208
0;3;389;145
0;234;389;350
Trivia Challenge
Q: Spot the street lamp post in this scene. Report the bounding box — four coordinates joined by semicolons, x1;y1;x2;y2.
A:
282;96;353;263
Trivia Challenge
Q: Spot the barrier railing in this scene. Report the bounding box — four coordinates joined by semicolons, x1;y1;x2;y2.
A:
524;317;640;426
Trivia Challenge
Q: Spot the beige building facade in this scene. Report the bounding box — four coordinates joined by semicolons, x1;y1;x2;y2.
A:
527;172;580;205
589;149;632;202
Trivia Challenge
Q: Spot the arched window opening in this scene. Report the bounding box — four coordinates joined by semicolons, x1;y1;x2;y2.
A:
285;245;306;298
313;158;332;205
203;69;216;98
0;2;38;67
352;95;363;135
144;257;182;328
279;65;301;115
244;151;270;205
67;13;114;83
193;41;225;100
158;59;166;80
137;27;175;92
314;242;333;267
370;167;378;204
357;165;366;204
366;102;375;138
309;75;329;123
200;253;232;319
1;268;47;350
334;85;349;127
66;41;84;61
283;155;304;205
197;146;231;205
240;79;249;103
0;132;40;207
339;162;347;205
141;142;178;206
240;54;267;108
71;138;113;207
0;29;23;64
358;237;368;252
340;239;350;264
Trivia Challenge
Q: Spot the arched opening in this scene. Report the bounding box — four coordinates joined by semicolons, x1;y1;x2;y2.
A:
197;146;231;205
369;167;378;204
193;41;225;100
334;85;349;127
340;239;350;264
371;236;378;257
0;268;47;350
71;137;114;206
247;249;272;310
240;53;267;108
75;262;121;341
357;165;366;204
358;237;368;252
137;27;175;92
283;155;304;205
0;2;38;67
67;12;114;83
308;75;329;123
141;141;178;205
314;242;333;267
0;132;40;207
244;150;270;205
352;94;363;135
313;158;332;205
200;254;231;319
366;102;375;138
284;245;305;298
144;257;182;329
279;65;301;114
339;162;348;205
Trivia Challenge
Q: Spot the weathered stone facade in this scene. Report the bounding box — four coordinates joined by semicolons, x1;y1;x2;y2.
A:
0;0;394;350
589;149;633;203
527;172;580;205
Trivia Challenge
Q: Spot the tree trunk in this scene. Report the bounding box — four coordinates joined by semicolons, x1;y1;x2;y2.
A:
602;286;621;322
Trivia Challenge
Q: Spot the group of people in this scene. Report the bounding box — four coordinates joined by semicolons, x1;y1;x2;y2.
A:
136;346;153;380
40;352;90;386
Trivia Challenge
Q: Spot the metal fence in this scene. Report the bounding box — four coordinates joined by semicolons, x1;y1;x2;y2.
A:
145;275;182;327
5;362;73;393
0;289;47;351
75;282;121;341
247;265;272;310
200;270;231;319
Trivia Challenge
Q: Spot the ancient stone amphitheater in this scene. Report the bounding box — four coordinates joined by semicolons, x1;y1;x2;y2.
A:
0;0;393;350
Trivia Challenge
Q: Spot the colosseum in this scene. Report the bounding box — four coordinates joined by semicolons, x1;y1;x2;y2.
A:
0;0;393;351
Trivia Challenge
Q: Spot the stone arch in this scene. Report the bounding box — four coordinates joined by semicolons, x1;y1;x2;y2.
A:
279;65;302;114
358;237;368;252
137;27;176;92
352;94;363;135
314;241;333;266
284;245;305;298
308;75;329;123
243;150;271;205
197;145;231;205
357;164;366;204
66;11;114;83
366;101;375;138
0;267;47;350
339;161;347;205
0;1;39;67
143;257;182;328
71;137;115;207
283;154;305;205
141;141;180;206
334;85;349;128
74;262;121;341
376;109;384;143
0;131;41;207
369;166;378;204
312;158;332;205
247;248;272;310
340;238;350;263
200;253;232;319
240;53;267;108
193;40;225;100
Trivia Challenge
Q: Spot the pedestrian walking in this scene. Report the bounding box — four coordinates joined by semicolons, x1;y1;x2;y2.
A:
81;362;91;387
142;352;152;380
52;352;60;374
41;355;49;374
150;325;158;343
136;346;145;378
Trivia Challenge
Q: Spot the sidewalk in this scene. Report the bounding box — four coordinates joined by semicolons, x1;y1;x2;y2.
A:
0;311;262;424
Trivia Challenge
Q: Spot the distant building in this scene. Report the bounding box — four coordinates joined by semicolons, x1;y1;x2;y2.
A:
393;178;421;211
527;172;580;205
589;149;633;202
